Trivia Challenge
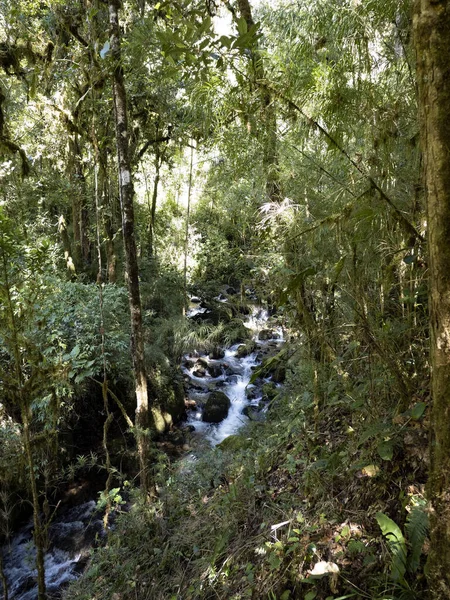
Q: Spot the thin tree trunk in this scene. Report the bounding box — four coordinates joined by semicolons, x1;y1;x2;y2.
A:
149;152;161;259
0;550;8;600
99;151;118;283
22;408;46;600
0;242;46;599
236;0;280;202
183;143;194;313
109;0;150;493
413;1;450;596
67;134;85;272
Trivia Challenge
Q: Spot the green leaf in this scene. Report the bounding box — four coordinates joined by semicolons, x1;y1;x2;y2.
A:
70;344;81;358
305;591;317;600
237;17;247;36
219;35;232;49
268;552;281;570
375;512;407;582
377;440;394;461
410;402;426;420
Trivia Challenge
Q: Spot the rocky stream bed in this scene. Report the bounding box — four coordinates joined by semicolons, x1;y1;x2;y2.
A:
1;302;285;600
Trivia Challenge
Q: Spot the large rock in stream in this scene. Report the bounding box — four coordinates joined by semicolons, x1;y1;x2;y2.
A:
202;391;231;423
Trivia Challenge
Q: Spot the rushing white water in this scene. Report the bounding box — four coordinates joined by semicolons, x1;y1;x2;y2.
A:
1;501;104;600
207;347;259;445
184;307;284;446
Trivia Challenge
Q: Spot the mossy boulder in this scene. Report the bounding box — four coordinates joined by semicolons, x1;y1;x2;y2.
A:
202;391;231;423
242;406;265;421
262;382;278;402
236;340;257;358
258;329;273;341
217;434;252;451
271;365;286;383
153;369;186;425
208;363;223;378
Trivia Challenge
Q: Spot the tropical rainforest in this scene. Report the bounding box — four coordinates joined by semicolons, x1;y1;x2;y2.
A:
0;0;449;599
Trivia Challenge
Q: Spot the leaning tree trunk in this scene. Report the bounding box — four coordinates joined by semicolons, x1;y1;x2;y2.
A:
414;1;450;596
109;0;150;493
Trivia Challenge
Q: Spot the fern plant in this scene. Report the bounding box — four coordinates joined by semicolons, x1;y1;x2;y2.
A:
405;499;429;574
376;500;429;585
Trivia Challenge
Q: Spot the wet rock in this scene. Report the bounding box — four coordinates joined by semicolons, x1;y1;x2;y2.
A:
182;425;196;433
217;434;251;451
202;391;231;423
191;296;201;303
192;310;213;323
236;340;257;358
242;406;265;422
209;347;225;360
258;329;275;341
193;368;206;378
239;304;251;316
245;385;261;400
208;363;223;378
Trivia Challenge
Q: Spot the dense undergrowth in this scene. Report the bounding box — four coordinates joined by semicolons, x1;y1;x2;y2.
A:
65;336;429;600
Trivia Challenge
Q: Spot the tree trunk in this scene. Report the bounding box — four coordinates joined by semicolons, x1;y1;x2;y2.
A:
183;143;194;313
22;407;47;600
1;246;46;599
236;0;280;203
99;149;118;283
67;134;86;272
109;0;151;492
413;1;450;596
149;154;161;258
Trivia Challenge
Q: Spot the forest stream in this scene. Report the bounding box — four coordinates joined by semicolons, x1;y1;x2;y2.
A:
1;304;284;600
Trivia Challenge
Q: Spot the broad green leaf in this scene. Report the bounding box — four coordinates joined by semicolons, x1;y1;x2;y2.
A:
377;440;394;461
375;512;406;582
410;402;426;420
237;16;247;36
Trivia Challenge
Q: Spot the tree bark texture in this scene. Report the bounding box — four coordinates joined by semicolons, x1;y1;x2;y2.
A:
414;1;450;596
109;0;150;492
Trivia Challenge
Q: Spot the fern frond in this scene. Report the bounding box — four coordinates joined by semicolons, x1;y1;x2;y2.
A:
405;501;429;574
